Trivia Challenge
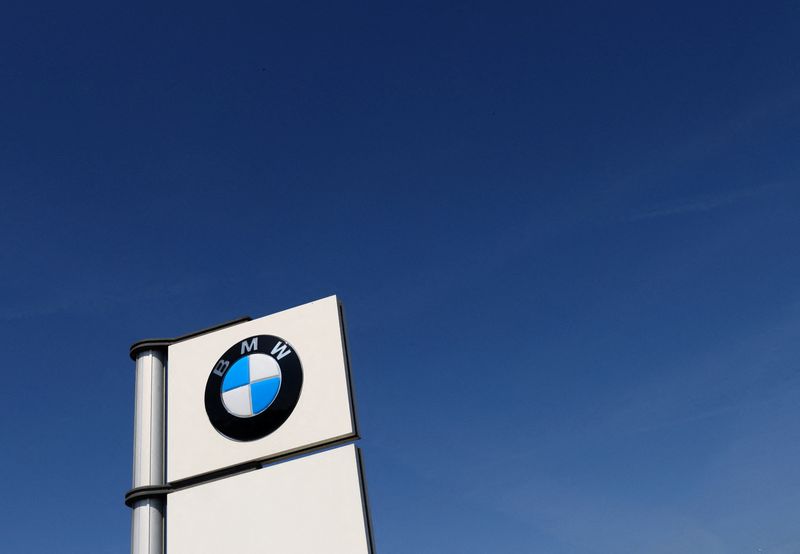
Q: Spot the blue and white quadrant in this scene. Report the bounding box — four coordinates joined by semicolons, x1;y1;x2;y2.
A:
221;354;282;417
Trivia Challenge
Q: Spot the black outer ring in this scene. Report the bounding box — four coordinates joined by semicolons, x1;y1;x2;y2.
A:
204;334;303;442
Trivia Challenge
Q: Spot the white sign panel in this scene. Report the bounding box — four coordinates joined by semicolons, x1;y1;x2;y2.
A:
167;444;373;554
167;295;357;483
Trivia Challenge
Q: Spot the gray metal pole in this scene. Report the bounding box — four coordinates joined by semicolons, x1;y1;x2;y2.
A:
130;349;166;554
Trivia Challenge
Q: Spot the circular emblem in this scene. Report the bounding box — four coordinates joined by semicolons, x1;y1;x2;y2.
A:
205;335;303;441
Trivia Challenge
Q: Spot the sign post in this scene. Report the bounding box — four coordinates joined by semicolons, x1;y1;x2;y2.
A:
125;296;374;554
129;349;165;554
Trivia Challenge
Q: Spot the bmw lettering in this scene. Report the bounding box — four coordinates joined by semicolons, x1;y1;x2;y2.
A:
204;335;303;441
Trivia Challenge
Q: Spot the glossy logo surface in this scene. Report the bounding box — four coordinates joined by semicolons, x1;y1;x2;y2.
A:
205;335;303;441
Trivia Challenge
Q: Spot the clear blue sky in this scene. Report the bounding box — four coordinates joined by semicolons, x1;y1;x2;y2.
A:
1;2;799;553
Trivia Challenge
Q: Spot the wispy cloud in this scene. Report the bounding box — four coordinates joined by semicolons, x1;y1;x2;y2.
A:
631;183;784;221
0;276;215;322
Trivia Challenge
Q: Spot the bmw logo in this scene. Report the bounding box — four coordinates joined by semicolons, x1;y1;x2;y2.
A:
204;335;303;441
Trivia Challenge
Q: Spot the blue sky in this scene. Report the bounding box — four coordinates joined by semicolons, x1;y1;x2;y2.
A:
1;1;799;552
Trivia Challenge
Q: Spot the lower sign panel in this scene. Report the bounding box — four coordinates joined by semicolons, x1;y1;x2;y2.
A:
167;444;374;554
